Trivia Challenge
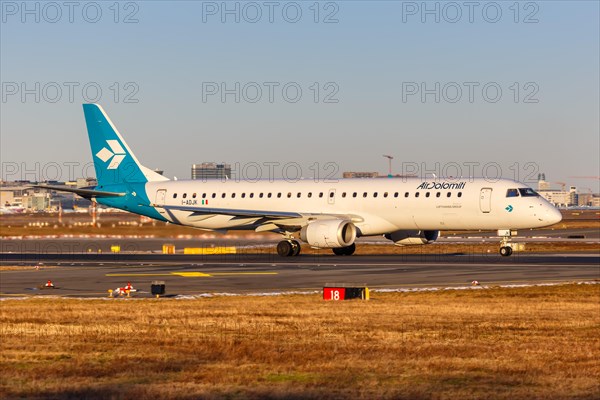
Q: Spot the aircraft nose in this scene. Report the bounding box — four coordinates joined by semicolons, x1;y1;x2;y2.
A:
546;206;562;225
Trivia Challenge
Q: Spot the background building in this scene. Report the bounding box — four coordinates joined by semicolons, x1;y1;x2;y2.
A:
343;172;379;179
191;163;231;180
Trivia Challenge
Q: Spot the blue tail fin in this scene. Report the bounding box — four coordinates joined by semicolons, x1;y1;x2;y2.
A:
83;104;168;186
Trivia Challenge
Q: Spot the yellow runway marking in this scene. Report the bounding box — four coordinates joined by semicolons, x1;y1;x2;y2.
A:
106;273;173;277
172;272;212;277
105;272;278;278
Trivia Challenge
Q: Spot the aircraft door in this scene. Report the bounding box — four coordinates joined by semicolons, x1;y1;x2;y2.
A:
155;189;167;215
479;188;492;213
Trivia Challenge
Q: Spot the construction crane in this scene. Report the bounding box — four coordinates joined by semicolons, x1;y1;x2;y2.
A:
568;176;600;180
383;155;393;177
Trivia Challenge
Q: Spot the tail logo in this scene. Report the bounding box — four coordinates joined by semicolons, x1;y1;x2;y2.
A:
96;140;126;170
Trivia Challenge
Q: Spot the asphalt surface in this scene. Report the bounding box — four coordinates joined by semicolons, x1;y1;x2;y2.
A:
1;253;598;298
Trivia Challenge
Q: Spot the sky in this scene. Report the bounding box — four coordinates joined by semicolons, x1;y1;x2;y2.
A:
1;0;599;192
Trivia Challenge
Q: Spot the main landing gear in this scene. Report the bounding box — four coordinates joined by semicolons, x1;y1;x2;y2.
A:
276;240;357;257
277;239;301;257
332;243;356;256
498;229;515;257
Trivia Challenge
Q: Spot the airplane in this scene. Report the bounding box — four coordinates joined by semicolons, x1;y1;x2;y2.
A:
36;104;562;257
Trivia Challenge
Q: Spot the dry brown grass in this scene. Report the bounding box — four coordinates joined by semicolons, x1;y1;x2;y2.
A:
1;285;599;399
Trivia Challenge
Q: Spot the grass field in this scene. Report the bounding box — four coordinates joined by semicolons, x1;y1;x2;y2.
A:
1;284;599;399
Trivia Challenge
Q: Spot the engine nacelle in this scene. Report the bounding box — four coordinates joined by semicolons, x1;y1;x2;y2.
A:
384;230;439;246
300;220;357;248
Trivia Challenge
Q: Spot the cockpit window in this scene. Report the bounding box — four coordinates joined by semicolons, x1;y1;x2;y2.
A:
518;188;539;197
506;189;519;197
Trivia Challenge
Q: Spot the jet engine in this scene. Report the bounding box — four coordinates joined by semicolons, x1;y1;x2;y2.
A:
384;230;439;245
300;219;357;248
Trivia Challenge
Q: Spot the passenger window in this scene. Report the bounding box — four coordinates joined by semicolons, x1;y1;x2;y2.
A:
231;193;236;198
415;192;420;198
297;193;301;198
287;192;292;198
404;192;409;198
363;192;368;198
241;193;246;198
436;192;441;198
308;192;312;198
221;193;226;198
373;192;378;198
319;192;324;198
277;193;282;198
457;192;462;198
342;192;347;198
506;189;519;197
173;193;177;199
212;193;216;198
268;193;272;198
425;192;430;198
353;192;357;198
202;193;206;198
250;193;254;198
329;192;334;198
192;193;197;198
447;192;451;197
259;193;263;198
384;192;388;198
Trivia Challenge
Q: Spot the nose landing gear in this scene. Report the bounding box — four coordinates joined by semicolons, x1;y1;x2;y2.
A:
498;229;517;257
499;245;513;257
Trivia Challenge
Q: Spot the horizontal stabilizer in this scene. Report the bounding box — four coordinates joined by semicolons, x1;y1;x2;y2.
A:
33;185;126;199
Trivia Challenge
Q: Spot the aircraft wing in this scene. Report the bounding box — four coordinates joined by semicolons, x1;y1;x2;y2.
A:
154;204;361;233
154;204;302;219
32;185;126;198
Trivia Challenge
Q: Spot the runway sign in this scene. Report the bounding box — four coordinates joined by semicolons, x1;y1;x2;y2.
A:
323;287;369;301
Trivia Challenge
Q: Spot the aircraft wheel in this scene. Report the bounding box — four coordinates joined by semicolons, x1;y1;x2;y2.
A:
499;246;513;257
291;240;301;256
344;243;356;255
332;243;356;256
277;240;293;257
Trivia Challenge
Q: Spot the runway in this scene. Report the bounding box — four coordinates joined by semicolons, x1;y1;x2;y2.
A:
1;253;598;298
1;230;598;254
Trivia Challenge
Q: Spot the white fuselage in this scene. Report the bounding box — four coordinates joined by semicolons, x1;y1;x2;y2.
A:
145;177;562;235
